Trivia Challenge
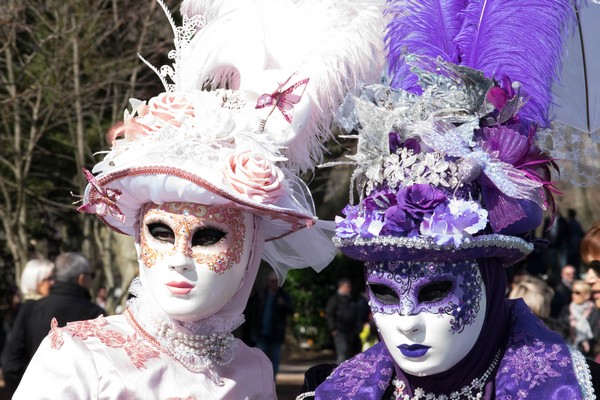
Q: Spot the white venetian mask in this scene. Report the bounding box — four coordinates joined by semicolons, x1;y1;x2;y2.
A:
138;202;253;322
366;260;486;376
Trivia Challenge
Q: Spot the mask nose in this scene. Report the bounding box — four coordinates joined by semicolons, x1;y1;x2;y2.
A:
168;253;194;273
396;314;424;336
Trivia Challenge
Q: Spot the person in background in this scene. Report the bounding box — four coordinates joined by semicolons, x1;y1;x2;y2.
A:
0;259;54;394
19;259;55;301
559;280;595;355
325;278;360;364
567;208;585;268
257;271;294;377
1;253;103;396
239;285;261;348
580;221;600;359
508;275;569;340
543;210;570;280
550;264;576;318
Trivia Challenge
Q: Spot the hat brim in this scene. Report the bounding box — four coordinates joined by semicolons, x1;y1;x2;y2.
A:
334;234;533;267
86;165;315;241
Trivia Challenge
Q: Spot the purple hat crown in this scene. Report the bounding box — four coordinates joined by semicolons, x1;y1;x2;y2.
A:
333;57;556;251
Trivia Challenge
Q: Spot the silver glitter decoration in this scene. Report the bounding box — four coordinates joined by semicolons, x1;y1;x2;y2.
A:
334;234;533;266
569;346;597;399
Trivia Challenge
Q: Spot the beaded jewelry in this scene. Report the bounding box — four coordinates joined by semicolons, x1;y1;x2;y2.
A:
392;349;501;400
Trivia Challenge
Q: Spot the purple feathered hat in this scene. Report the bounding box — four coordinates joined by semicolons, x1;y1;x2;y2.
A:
332;0;575;266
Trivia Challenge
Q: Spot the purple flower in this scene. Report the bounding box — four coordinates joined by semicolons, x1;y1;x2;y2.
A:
341;204;360;219
363;187;397;213
335;216;359;239
476;125;556;234
382;206;416;236
388;132;402;154
335;205;361;239
359;211;385;238
388;132;421;154
420;200;488;247
403;138;421;154
487;86;509;111
486;76;516;112
396;184;447;219
335;204;386;239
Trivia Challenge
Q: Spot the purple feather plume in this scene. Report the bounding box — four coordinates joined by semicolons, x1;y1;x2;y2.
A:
385;0;468;92
455;0;575;126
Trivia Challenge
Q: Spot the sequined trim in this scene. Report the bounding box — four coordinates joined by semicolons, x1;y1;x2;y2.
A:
295;392;315;400
335;233;531;252
569;346;596;400
334;234;532;265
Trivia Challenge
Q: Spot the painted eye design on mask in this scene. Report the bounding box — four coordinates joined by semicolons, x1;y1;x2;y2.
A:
369;283;400;305
191;228;226;247
417;280;454;304
148;223;175;244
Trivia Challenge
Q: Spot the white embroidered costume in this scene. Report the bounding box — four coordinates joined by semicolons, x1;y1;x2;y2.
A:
18;286;275;400
13;0;383;399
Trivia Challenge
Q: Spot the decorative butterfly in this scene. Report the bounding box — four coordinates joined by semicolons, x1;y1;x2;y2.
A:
72;168;126;224
255;72;309;130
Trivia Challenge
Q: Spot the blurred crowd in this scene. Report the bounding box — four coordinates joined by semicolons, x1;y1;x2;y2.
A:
503;209;600;360
0;252;105;397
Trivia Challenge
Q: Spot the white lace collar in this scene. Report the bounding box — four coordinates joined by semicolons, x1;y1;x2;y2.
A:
126;278;244;381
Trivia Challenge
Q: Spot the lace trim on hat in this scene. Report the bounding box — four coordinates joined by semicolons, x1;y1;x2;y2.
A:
95;165;312;237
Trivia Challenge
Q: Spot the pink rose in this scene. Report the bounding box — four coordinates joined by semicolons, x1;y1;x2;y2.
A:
224;151;285;203
147;92;195;127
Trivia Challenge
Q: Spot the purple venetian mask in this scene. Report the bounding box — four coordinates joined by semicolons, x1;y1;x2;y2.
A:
365;260;483;333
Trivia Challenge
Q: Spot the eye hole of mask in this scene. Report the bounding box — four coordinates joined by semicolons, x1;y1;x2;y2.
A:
369;283;400;305
148;223;175;244
191;228;226;247
417;281;453;303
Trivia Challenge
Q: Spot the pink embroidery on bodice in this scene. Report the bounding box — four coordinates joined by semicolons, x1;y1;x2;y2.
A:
49;318;64;349
48;315;160;369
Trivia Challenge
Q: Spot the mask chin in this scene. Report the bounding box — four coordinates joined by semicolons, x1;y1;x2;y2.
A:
135;209;257;323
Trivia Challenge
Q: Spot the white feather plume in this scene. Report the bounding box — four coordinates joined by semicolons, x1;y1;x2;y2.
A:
177;0;385;173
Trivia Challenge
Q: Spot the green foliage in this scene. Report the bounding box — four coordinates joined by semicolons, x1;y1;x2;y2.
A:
284;253;365;349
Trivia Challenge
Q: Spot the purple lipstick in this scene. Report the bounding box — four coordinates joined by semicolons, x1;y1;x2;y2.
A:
398;344;430;358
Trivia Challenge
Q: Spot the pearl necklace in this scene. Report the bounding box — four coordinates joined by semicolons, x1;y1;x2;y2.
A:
126;308;236;373
392;349;501;400
124;279;243;375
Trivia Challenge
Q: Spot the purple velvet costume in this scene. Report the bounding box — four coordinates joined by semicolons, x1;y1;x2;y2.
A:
315;260;593;399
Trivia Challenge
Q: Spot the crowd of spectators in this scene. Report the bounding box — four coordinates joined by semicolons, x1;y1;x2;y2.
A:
508;217;600;362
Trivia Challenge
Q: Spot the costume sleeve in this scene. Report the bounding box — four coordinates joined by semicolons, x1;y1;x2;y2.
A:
12;329;98;400
238;344;277;400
